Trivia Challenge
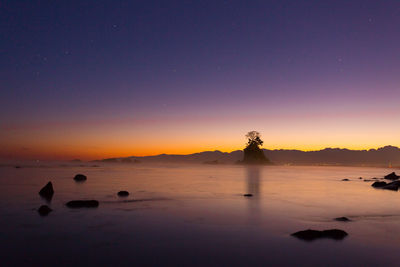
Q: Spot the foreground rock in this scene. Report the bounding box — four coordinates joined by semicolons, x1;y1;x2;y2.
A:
66;200;99;208
39;182;54;201
384;172;400;180
291;229;348;241
73;174;87;182
382;181;400;191
334;217;351;222
371;181;387;187
371;181;400;191
38;205;52;216
117;191;129;197
243;194;253;197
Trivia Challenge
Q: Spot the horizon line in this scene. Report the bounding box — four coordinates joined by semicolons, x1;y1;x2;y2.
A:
1;145;398;162
100;145;399;160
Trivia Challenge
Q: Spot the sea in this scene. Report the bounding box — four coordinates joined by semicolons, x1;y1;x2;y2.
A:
1;162;399;266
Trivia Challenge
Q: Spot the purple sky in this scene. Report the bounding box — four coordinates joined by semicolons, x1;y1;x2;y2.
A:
1;1;399;159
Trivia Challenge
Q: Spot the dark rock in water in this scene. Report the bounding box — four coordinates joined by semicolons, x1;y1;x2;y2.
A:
371;181;387;188
334;217;351;222
371;181;400;191
291;229;348;241
359;177;363;179
384;172;400;181
388;181;400;186
342;179;350;181
117;191;129;197
66;200;99;208
73;174;87;182
243;194;253;197
38;205;52;216
382;181;400;191
39;182;54;201
363;179;375;182
15;166;21;169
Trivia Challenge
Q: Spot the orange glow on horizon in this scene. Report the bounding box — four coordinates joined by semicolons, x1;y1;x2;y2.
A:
1;105;399;161
1;142;398;161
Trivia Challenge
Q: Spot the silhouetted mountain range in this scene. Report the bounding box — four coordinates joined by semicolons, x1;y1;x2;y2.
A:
98;146;400;167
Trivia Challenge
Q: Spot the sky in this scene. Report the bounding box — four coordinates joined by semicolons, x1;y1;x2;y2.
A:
1;0;399;160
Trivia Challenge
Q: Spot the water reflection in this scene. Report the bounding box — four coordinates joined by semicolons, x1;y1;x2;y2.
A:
245;166;261;217
246;166;261;195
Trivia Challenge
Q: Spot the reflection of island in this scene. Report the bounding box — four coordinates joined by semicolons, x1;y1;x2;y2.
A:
246;166;261;195
245;166;261;217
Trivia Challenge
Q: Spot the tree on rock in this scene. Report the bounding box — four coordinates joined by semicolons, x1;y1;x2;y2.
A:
242;131;271;164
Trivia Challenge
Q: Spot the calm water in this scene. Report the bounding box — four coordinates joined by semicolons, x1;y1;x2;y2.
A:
1;163;399;266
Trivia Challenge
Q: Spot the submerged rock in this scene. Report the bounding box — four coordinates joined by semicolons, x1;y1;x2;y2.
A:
291;229;348;241
117;191;129;197
334;217;351;222
38;205;52;216
384;172;400;181
73;174;87;182
342;179;350;181
39;182;54;201
243;194;253;197
66;200;99;208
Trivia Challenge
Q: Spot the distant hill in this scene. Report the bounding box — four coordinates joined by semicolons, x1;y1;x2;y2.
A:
97;146;400;167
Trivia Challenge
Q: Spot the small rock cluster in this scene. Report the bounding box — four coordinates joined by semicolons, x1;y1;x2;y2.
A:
36;174;132;216
37;182;54;216
292;172;400;242
370;172;400;191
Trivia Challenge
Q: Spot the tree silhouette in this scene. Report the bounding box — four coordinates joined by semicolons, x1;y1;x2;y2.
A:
246;131;263;146
242;131;271;164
